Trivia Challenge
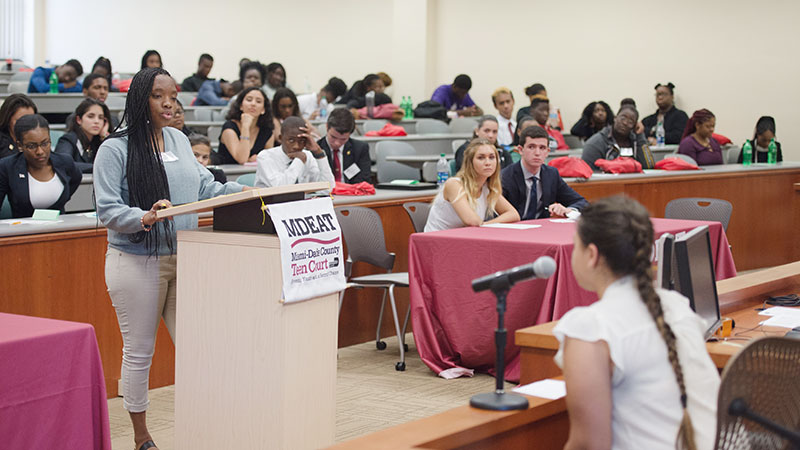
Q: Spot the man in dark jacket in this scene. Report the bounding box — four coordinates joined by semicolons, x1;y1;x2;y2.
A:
317;109;372;184
501;125;586;220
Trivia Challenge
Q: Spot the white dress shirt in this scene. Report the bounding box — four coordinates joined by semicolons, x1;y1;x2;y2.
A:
520;163;542;219
496;114;516;147
254;146;335;192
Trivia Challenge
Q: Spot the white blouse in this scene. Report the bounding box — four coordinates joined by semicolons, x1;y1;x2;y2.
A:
28;172;64;209
553;276;719;450
424;178;489;232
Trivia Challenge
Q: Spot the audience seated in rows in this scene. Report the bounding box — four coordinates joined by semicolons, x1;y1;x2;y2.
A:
491;87;516;147
528;95;568;150
678;109;723;165
430;74;482;117
254;116;334;190
512;115;539;147
90;57;117;92
341;74;388;110
188;133;226;183
55;98;110;173
570;101;613;141
64;74;120;131
0;114;81;218
217;86;275;165
28;59;84;93
454;115;513;173
739;116;783;164
180;54;214;92
641;82;689;145
582;105;654;171
317;109;371;184
501;125;587;220
297;77;347;120
425;138;519;232
0;94;38;159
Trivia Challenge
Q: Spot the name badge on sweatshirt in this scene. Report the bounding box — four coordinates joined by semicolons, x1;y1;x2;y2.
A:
619;147;633;157
161;151;179;162
344;163;360;180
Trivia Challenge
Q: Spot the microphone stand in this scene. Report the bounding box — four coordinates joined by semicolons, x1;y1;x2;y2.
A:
470;275;529;411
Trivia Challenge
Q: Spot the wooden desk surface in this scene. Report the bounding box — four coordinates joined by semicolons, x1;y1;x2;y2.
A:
515;261;800;384
329;389;568;450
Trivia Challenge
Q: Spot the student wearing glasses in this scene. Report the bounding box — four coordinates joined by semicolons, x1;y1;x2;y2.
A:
0;114;81;218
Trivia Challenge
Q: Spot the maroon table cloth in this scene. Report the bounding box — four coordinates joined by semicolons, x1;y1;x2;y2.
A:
0;313;111;449
408;218;737;381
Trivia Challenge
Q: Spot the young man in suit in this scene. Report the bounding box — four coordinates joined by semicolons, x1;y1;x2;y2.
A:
501;125;587;220
316;109;372;184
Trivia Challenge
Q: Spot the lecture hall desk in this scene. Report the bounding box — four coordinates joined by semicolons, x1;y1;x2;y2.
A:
1;163;799;397
329;262;800;450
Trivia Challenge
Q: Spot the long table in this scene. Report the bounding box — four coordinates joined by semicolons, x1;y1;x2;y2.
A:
409;218;736;381
0;188;437;398
0;313;111;449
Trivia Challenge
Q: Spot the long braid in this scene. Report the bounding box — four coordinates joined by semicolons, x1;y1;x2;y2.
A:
109;68;174;256
577;196;697;450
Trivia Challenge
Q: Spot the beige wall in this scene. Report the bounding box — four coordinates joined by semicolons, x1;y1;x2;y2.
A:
41;0;799;157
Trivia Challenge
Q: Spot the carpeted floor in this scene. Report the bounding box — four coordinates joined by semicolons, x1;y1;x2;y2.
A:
109;334;514;449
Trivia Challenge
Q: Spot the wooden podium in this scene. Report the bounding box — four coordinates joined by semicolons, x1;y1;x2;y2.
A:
161;183;339;449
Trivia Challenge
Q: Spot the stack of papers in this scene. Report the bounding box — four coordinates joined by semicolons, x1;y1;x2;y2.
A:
481;223;541;230
758;306;800;328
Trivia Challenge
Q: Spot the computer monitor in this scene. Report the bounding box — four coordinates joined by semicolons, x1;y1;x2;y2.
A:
673;225;721;339
656;233;675;290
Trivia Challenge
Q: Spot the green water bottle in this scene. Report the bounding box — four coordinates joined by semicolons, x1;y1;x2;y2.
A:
48;71;58;93
767;138;777;164
741;140;752;166
406;96;414;119
401;96;408;118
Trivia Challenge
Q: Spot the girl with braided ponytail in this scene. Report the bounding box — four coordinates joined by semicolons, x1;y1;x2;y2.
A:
94;67;247;450
553;196;719;450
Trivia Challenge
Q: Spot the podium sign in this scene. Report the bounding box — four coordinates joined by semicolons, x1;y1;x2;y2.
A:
268;197;346;303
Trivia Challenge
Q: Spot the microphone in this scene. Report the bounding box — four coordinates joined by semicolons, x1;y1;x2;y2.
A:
472;256;557;293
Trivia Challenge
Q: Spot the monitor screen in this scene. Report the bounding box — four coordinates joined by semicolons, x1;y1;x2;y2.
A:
656;233;675;290
674;226;720;330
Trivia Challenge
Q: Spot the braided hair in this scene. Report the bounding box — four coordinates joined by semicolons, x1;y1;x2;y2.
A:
681;109;715;140
576;196;697;450
109;67;174;256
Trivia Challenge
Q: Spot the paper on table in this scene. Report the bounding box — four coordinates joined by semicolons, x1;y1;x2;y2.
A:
481;223;542;230
512;379;566;400
0;219;64;225
760;315;800;329
758;306;800;317
549;219;575;223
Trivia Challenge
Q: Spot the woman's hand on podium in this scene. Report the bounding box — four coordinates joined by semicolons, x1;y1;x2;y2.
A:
141;199;172;230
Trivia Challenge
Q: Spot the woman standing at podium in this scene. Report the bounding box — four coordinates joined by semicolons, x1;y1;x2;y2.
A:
94;67;246;450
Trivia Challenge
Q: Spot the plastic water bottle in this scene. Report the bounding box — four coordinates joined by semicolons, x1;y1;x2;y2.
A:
48;71;58;94
319;98;328;119
436;153;449;186
365;91;375;119
767;138;777;164
4;58;11;71
656;122;665;147
741;140;752;166
406;96;414;119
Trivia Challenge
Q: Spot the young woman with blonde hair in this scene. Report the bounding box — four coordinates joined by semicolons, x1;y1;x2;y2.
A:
424;138;519;232
555;196;719;450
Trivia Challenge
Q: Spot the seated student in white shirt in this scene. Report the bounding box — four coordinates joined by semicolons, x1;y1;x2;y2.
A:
255;116;335;192
492;87;516;147
554;196;719;450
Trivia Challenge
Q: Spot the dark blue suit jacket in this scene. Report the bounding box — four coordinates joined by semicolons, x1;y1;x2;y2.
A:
317;136;372;184
0;151;82;218
501;162;587;219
